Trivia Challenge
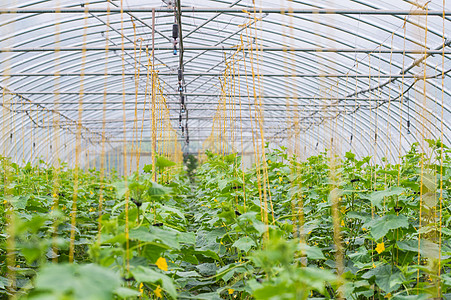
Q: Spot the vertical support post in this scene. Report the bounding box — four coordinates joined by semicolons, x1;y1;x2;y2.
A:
151;8;157;182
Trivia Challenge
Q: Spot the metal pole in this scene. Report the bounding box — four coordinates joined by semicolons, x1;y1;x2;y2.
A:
151;7;157;181
1;46;450;53
1;8;450;15
9;108;359;112
2;72;438;78
9;101;373;106
4;91;394;100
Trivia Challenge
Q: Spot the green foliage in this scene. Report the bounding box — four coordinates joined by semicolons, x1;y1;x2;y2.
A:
0;139;451;299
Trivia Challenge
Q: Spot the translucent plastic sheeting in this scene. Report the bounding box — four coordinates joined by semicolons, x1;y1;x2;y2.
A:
0;0;450;166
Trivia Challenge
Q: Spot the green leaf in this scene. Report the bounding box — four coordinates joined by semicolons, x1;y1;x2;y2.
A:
421;173;437;192
345;152;355;160
0;276;8;290
422;192;438;208
129;227;180;249
196;263;218;277
232;236;256;252
156;156;176;169
114;287;141;298
33;263;121;300
397;239;450;259
217;264;249;282
10;195;29;210
131;266;177;299
362;264;405;293
113;181;128;199
347;211;372;222
364;214;409;240
391;294;430;300
303;245;326;260
143;164;153;173
194;249;220;260
148;181;171;197
362;187;405;209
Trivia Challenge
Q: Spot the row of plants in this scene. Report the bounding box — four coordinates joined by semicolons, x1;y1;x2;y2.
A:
1;140;450;299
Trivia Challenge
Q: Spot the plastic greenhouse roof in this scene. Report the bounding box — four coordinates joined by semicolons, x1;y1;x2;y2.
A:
0;0;450;164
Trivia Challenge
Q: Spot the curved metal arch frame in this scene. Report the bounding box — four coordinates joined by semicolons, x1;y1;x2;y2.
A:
1;0;450;163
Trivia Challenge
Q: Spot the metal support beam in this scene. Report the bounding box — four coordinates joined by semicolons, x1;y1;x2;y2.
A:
11;108;352;112
1;8;450;15
2;73;436;78
1;46;449;53
9;101;372;106
4;91;394;101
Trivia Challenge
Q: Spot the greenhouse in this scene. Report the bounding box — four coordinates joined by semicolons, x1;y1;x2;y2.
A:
1;0;451;299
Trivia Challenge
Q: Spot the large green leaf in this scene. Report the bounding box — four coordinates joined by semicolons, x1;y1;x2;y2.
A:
362;264;405;293
362;187;405;209
113;181;128;199
10;195;30;210
148;181;171;197
129;227;180;249
364;214;409;240
32;263;121;300
397;239;451;259
300;244;326;260
131;266;177;299
391;295;429;300
114;287;141;298
156;156;176;169
233;236;256;253
421;173;437;192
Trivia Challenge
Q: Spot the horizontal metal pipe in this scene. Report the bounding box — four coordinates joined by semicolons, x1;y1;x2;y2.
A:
3;91;398;100
11;108;345;112
0;47;449;53
57;117;331;124
2;72;431;78
34;115;334;120
10;101;371;106
0;8;449;15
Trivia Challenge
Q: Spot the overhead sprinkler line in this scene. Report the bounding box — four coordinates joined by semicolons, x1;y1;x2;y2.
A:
172;0;189;148
172;20;178;55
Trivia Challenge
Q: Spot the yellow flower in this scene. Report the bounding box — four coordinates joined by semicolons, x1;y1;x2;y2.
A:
341;220;345;226
279;177;283;183
277;172;280;175
376;242;385;254
362;227;367;231
3;200;7;204
268;159;272;164
154;285;163;298
372;262;376;268
214;199;218;202
156;257;168;271
228;288;234;295
52;193;57;198
90;191;94;195
139;283;144;294
385;292;392;298
89;208;94;212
